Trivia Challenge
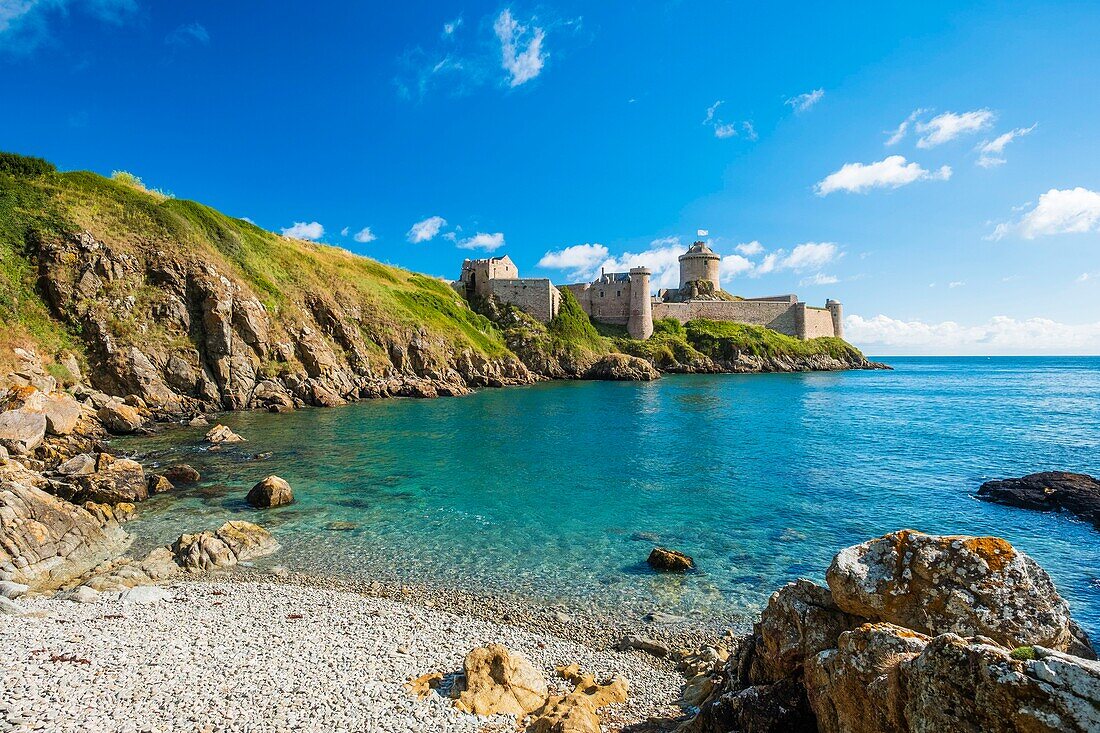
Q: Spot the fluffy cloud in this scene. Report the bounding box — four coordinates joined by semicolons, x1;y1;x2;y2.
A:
494;9;546;87
735;240;764;256
815;155;951;195
719;255;754;281
353;227;377;243
750;242;841;278
915;109;995;148
456;232;505;252
786;88;824;113
166;22;209;48
537;243;609;279
597;239;686;290
407;216;447;243
976;124;1037;168
989;188;1100;240
845;314;1100;355
704;101;753;140
281;221;324;240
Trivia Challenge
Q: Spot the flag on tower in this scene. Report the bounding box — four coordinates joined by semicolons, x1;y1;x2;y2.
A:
697;229;709;237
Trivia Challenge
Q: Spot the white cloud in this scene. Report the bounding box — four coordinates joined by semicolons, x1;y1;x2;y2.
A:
786;88;824;113
735;240;764;256
537;243;609;279
990;188;1100;240
594;237;686;290
976;124;1037;168
353;227;377;243
494;9;546;87
166;22;209;48
340;226;350;237
704;101;753;140
1076;272;1094;283
948;281;965;288
782;242;839;271
719;254;754;282
845;314;1100;355
885;108;928;146
800;273;838;286
815;155;951;195
443;17;462;36
456;232;505;252
281;221;324;240
407;216;447;243
915;109;995;148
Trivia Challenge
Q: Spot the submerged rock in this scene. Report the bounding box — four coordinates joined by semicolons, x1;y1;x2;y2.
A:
246;475;293;508
977;471;1100;529
647;546;695;572
162;464;201;484
205;424;245;444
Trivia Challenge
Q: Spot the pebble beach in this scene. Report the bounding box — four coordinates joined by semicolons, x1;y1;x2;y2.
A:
0;578;686;733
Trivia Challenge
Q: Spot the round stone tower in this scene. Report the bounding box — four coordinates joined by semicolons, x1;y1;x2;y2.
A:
678;241;722;292
826;299;843;339
628;267;653;340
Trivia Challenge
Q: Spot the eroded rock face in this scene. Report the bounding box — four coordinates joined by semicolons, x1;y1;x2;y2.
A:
583;354;661;382
246;475;293;508
826;530;1077;652
0;480;130;589
805;623;928;733
453;644;549;717
61;454;148;504
96;401;144;434
0;409;47;455
41;394;82;436
528;664;628;733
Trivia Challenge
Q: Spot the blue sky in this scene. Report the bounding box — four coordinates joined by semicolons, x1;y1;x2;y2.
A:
2;0;1099;354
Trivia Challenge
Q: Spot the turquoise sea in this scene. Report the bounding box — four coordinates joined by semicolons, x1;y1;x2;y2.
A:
120;357;1100;636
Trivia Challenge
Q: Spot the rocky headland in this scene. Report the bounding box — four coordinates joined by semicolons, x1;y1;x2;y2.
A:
978;471;1100;529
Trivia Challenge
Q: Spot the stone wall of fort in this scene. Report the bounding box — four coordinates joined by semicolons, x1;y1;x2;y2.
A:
490;279;562;323
800;305;837;339
563;283;633;325
652;300;799;335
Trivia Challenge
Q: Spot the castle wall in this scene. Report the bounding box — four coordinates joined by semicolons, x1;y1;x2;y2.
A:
490;279;561;323
652;300;801;336
563;282;633;325
678;256;721;291
801;306;836;339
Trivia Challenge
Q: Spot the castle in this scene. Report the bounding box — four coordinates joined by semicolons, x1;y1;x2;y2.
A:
456;240;843;341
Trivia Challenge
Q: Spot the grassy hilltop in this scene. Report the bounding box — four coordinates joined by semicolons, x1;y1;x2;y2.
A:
0;152;870;402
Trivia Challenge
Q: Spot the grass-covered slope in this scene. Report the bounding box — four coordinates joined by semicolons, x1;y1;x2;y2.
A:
0;152;509;383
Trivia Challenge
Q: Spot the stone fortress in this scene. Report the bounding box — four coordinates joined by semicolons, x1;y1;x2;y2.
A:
456;239;843;341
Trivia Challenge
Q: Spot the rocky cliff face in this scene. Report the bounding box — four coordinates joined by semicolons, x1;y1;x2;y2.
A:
29;228;533;414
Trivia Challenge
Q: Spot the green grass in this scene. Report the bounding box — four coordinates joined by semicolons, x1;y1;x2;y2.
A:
547;288;606;355
683;319;864;361
1010;646;1037;661
0;152;513;373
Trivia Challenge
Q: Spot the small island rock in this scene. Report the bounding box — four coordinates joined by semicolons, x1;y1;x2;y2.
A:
647;546;695;572
162;464;201;484
246;475;293;508
205;424;245;444
977;471;1100;528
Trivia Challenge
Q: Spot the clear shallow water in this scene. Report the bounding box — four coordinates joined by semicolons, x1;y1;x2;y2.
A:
120;358;1100;634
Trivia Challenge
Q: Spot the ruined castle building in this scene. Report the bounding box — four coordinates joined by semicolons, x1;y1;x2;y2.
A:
678;241;722;291
628;267;653;340
456;255;562;323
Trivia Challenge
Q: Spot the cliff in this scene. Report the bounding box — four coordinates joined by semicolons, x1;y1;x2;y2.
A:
0;152;879;414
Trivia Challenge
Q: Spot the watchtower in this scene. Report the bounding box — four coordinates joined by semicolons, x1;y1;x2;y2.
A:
628;267;653;340
678;241;721;292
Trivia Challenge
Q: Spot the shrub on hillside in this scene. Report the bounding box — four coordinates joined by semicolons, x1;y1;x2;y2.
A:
0;152;56;177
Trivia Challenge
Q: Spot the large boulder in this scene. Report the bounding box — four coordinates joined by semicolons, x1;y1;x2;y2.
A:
42;393;82;436
978;472;1100;529
805;623;929;733
172;520;278;571
647;546;695;572
0;408;47;455
753;579;863;683
97;400;144;434
0;480;130;589
246;475;293;508
205;424;245;444
583;354;661;381
66;454;148;504
453;644;549;717
162;464;200;484
903;635;1100;733
826;530;1080;652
